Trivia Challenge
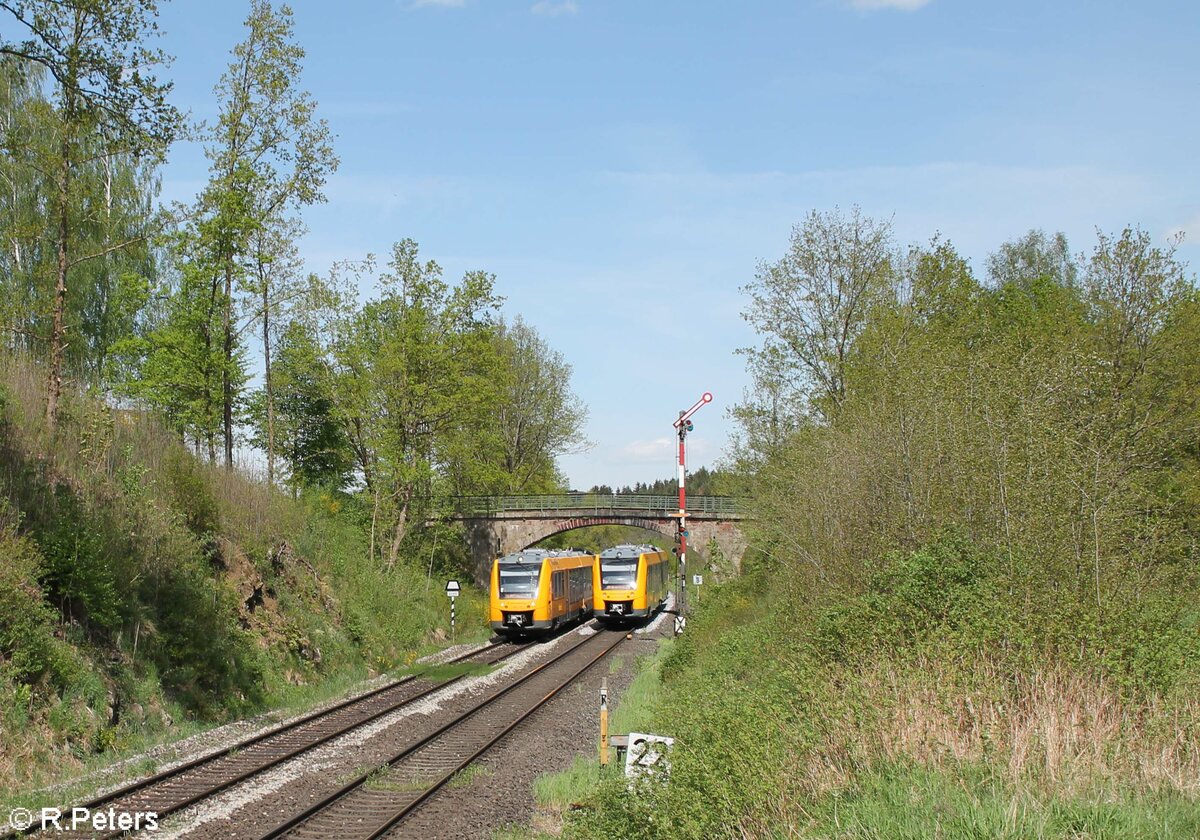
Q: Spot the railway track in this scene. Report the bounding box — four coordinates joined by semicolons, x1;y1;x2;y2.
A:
18;640;524;840
255;627;626;840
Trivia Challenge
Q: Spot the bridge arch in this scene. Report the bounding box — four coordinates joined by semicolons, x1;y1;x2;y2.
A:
515;516;676;551
459;510;747;585
442;495;747;584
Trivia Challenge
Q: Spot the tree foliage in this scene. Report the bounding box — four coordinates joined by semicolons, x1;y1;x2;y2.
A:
0;0;180;424
479;315;590;494
328;241;504;568
741;218;1199;644
249;315;351;493
188;0;337;467
739;206;896;426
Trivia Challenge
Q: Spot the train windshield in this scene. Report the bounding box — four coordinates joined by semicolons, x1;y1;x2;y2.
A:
498;563;540;597
600;559;638;590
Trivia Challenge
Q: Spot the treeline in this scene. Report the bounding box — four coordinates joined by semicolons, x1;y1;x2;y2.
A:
737;209;1199;653
583;466;728;497
0;1;588;569
565;210;1200;838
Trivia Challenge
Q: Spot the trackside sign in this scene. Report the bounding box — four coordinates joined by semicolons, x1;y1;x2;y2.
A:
624;732;674;779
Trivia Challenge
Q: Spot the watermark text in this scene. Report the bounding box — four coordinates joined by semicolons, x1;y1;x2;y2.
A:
8;806;159;832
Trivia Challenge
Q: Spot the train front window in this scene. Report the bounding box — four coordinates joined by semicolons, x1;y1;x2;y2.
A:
499;565;540;597
601;560;638;590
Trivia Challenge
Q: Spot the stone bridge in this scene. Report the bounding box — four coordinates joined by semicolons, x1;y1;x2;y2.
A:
438;494;750;584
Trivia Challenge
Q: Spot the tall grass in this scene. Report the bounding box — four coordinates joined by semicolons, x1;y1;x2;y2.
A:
562;546;1200;840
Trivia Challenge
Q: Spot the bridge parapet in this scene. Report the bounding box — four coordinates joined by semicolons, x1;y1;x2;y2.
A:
443;494;751;584
435;493;748;519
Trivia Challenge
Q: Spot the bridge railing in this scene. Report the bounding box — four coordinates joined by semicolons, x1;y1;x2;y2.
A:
429;494;747;517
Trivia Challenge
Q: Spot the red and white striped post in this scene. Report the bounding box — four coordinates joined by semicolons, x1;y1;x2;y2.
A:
672;392;712;635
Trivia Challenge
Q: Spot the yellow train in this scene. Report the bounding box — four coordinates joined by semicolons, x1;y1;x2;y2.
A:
489;548;596;636
594;544;670;624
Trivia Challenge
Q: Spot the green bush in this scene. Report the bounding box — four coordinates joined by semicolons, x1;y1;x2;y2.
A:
0;526;89;692
813;534;998;662
1097;596;1200;694
566;534;1200;839
804;533;1200;697
142;559;264;716
162;447;219;538
35;486;127;633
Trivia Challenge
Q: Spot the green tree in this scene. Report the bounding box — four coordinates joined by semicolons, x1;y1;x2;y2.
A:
454;316;589;494
1;58;162;386
739;206;896;422
193;0;337;468
741;217;1200;623
986;229;1077;290
0;0;180;426
114;247;232;454
0;59;52;353
330;240;502;568
249;315;351;493
246;213;310;486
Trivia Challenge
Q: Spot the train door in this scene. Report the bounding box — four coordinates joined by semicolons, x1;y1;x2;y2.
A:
655;554;666;607
552;569;566;623
568;567;582;618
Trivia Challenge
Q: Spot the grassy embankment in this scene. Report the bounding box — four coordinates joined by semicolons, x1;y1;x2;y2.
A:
528;231;1200;839
0;354;487;805
527;550;1199;839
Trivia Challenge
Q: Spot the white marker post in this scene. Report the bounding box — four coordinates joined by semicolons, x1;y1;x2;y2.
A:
445;579;461;641
599;677;610;766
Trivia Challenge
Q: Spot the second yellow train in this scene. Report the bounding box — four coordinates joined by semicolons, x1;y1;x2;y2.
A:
594;544;670;625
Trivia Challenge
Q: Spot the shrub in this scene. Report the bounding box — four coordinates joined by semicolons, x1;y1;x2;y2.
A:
162;447;219;538
0;525;89;692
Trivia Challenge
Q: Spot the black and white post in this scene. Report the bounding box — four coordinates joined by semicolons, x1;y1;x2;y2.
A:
445;578;461;641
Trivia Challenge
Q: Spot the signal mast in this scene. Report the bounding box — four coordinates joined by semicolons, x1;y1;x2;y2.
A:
672;392;712;634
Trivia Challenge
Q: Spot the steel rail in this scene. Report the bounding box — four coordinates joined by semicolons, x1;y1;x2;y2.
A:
16;640;519;840
362;633;625;840
257;629;625;840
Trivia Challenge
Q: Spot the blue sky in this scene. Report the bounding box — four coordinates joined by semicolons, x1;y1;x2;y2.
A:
153;0;1200;489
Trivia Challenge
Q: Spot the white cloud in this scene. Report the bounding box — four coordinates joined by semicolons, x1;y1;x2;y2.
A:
410;0;465;9
531;0;578;16
621;438;674;462
845;0;932;10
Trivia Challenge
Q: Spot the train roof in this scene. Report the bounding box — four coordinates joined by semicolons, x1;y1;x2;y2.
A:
497;548;591;564
599;544;662;560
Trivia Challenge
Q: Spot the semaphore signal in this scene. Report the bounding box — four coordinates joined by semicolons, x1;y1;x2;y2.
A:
672;392;712;634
